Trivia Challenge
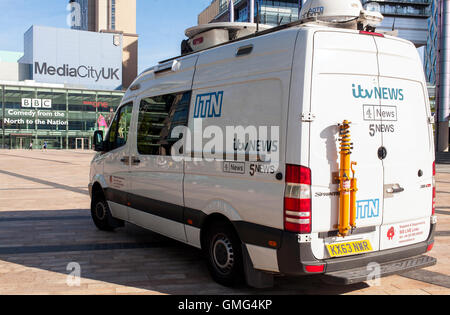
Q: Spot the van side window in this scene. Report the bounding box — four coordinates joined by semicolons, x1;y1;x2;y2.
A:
107;103;133;151
137;91;191;156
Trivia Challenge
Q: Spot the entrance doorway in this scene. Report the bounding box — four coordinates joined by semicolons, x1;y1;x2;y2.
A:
11;135;33;150
75;138;89;150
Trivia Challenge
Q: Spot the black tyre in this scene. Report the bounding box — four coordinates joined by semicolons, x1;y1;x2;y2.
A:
91;193;123;231
204;221;244;287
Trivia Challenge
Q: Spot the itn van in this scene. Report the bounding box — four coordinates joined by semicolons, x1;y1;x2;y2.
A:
88;0;437;288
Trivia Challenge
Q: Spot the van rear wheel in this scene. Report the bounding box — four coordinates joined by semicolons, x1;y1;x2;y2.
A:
204;222;244;287
91;193;123;231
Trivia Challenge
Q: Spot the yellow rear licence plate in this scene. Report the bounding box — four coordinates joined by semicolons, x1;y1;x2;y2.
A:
326;240;373;258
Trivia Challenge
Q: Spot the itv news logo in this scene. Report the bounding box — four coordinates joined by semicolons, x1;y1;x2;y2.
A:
22;98;52;109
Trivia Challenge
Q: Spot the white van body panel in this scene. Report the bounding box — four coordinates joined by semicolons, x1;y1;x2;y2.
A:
308;31;383;259
100;98;137;222
184;30;298;231
374;37;434;250
286;29;314;168
127;55;199;243
184;200;243;249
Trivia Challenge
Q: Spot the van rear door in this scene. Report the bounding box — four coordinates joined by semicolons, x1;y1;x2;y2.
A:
308;31;384;260
374;37;434;250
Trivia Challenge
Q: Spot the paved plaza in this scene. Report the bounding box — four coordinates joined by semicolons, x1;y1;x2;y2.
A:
0;150;449;295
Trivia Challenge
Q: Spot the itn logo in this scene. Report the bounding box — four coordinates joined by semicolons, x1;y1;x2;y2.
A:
356;199;380;219
66;2;81;28
193;91;223;118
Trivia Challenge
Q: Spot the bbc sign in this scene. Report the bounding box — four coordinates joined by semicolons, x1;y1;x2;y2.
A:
22;98;52;109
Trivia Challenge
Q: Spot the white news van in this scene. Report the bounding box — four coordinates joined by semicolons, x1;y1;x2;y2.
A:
89;0;437;288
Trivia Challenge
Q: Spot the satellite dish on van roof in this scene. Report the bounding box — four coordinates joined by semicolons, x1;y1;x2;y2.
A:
300;0;383;30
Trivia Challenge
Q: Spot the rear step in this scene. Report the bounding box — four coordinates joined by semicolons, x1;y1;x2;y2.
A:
322;255;437;285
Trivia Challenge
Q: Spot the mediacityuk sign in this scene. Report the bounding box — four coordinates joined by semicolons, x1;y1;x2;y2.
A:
35;62;120;82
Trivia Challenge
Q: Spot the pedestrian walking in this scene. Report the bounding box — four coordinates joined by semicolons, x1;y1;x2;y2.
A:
29;142;33;150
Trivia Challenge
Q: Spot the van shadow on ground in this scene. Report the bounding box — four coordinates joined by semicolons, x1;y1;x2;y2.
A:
0;209;369;295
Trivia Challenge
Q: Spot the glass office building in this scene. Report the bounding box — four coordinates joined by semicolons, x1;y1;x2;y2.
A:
256;0;300;25
425;0;439;85
0;83;124;150
211;0;300;26
362;0;431;18
361;0;432;46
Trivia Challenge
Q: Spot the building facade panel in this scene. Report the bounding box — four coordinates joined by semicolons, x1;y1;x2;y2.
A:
376;16;429;46
362;0;432;46
199;0;221;25
201;0;301;26
22;26;123;91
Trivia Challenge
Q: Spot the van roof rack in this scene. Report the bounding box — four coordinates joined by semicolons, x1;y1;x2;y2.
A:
158;20;304;65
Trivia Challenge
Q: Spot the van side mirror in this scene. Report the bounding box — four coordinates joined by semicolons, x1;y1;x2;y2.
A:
93;130;104;152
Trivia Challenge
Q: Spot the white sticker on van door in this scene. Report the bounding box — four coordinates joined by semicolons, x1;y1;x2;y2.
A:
380;219;429;250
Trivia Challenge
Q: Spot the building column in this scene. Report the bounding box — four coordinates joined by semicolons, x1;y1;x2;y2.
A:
66;91;69;150
2;85;5;149
438;0;450;152
229;0;234;22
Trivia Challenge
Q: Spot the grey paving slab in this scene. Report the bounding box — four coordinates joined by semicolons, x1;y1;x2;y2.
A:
0;150;448;295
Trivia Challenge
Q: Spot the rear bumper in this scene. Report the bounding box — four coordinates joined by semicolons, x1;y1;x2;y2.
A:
322;254;437;285
277;222;436;280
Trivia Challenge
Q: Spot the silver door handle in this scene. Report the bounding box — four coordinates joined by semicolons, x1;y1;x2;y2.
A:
391;187;405;194
386;184;404;194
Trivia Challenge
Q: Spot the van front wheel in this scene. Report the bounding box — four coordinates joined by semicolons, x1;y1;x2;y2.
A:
91;193;123;231
204;222;244;287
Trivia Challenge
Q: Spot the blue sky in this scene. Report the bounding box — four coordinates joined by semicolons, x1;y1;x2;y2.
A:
0;0;212;71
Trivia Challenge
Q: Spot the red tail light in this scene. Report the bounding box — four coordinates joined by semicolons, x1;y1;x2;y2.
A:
284;165;311;234
359;30;385;37
427;242;434;252
305;264;325;273
432;161;436;215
